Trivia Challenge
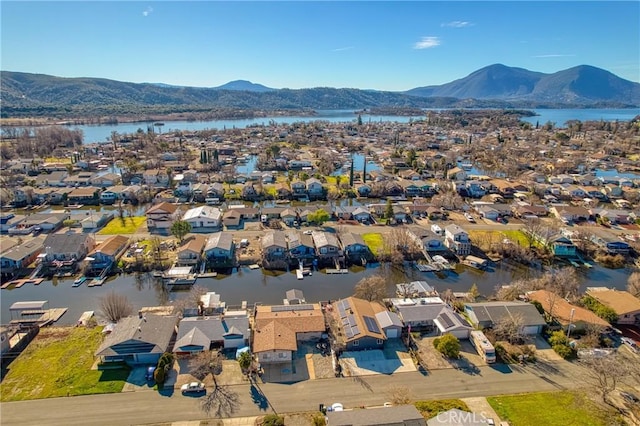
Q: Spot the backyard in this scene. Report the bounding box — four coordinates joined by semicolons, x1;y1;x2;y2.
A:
362;232;385;256
488;391;616;426
0;326;129;401
98;216;146;235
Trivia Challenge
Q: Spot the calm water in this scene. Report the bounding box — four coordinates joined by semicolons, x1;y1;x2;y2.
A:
1;261;632;325
59;108;639;144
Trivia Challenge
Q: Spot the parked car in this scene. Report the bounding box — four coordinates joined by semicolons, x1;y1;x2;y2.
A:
145;366;156;381
181;382;205;394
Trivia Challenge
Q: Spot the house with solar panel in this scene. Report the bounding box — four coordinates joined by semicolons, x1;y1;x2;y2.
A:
252;303;326;364
333;297;403;351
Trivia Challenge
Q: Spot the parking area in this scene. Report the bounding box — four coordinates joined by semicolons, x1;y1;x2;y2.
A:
260;341;335;383
338;340;416;376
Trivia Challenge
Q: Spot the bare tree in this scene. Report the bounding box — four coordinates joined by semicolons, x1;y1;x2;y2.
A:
172;284;208;316
495;279;530;301
99;291;133;323
354;275;388;302
540;267;579;302
579;353;638;406
491;312;524;344
189;351;241;418
627;272;640;298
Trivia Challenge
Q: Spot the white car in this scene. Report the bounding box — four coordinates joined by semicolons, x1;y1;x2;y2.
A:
181;381;205;394
303;230;313;235
331;403;344;412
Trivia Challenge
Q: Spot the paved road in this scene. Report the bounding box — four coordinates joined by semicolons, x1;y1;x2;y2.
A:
0;359;585;426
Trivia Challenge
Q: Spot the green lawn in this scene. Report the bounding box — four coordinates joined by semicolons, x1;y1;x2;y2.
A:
362;232;385;255
1;327;129;401
500;230;530;247
414;399;469;419
488;391;611;426
98;216;146;235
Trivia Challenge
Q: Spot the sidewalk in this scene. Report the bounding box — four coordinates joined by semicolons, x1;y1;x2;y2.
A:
461;397;501;424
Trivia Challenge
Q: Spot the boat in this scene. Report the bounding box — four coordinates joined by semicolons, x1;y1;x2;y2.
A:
72;276;87;287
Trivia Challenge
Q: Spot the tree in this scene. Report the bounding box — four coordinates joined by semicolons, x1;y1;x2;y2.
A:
492;312;524;344
388;385;412;405
171;220;191;243
385;198;394;220
238;351;252;373
628;271;640;298
154;352;175;385
468;283;480;302
190;350;241;417
99;291;133;323
354;275;387;302
433;333;461;359
172;284;208;315
579;353;638;405
308;209;330;226
548;330;575;359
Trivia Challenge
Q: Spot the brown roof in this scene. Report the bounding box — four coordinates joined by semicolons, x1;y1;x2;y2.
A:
253;304;325;353
89;235;129;257
342;297;386;342
528;290;609;328
146;202;178;215
586;288;640;316
178;234;207;254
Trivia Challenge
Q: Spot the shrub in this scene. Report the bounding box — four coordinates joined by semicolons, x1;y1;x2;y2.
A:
552;343;576;359
581;296;618;323
312;413;326;426
414;399;470;418
153;367;165;384
262;414;284;426
433;333;461;359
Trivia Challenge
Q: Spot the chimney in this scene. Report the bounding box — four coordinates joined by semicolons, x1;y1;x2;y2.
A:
138;310;143;319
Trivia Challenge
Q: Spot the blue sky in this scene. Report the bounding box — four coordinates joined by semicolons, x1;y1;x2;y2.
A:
2;1;638;91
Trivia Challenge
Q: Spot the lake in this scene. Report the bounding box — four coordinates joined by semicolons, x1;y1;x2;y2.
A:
57;108;640;144
1;261;632;326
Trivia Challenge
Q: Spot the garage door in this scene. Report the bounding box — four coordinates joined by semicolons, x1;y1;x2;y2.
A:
522;325;540;335
386;328;399;338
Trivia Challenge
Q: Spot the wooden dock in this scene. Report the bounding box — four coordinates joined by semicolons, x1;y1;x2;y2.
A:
248;264;261;270
325;268;349;274
198;272;218;278
10;308;68;326
1;278;45;289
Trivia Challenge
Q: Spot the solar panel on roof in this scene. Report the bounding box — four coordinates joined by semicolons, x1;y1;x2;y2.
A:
342;300;351;310
363;316;380;334
351;325;360;336
439;312;455;328
337;304;346;318
271;304;314;312
348;314;356;327
342;317;350;326
345;328;354;338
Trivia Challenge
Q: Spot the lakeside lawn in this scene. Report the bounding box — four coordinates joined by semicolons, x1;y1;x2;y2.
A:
488;391;612;426
98;216;146;235
362;232;385;255
0;327;129;401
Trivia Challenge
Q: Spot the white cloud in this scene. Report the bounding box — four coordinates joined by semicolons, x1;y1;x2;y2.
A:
332;46;354;52
533;54;576;58
413;36;441;49
441;21;473;28
142;6;153;17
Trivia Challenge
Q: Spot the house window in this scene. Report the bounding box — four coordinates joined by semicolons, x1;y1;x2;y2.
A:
278;352;286;358
353;340;359;347
376;339;384;345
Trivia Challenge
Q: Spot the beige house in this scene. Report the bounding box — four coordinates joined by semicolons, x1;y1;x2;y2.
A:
586;287;640;325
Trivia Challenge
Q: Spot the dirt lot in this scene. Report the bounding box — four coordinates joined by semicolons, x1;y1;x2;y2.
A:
413;335;486;372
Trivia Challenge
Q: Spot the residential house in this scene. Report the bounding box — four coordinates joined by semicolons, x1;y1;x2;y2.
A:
261;231;288;261
0;213;25;234
176;234;208;266
252;303;325;364
143;169;170;187
390;298;448;332
512;204;548;218
444;224;471;256
590;208;635;225
182;206;222;232
63;172;95;187
285;289;306;305
527;290;610;332
351;206;371;223
87;235;129;273
146;202;179;235
9;213;67;235
279;208;298;226
550;205;590;223
339;232;369;260
0;236;45;275
291;180;307;196
465;301;547;335
95;314;177;365
305;178;324;198
395;281;438;299
311;231;341;260
204;232;235;266
275;183;292;200
550;236;577;257
173;313;249;355
286;231;315;261
67;186;101;205
206;182;225;199
356;184;372;197
586;287;640;325
602;184;623;199
327;405;426;426
42;232;95;273
90;173;121;188
222;210;242;229
475;205;500;221
446;167;467;181
34;171;68;187
334;297;394;350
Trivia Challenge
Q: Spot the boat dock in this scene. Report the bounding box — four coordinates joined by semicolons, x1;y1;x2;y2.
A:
77;311;94;326
1;278;45;289
325;269;348;274
198;272;218;278
9;301;68;326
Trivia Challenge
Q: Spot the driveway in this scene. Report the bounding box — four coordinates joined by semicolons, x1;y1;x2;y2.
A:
339;341;416;376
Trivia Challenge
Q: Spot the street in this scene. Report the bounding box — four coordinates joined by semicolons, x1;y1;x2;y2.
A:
0;359;586;426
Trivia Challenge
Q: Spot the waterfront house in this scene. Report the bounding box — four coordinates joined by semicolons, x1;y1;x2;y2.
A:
63;172;95;187
9;213;67;235
173;312;249;355
0;213;25;234
279;208;298;226
339;232;369;258
464;301;546;335
305;178;324;198
35;171;68;187
586;288;640;325
241;183;258;200
261;231;288;260
146;202;180;235
42;232;95;274
91;173;121;188
286;231;315;261
95;313;177;365
527;289;610;332
311;231;340;260
550;236;577;257
67;186;101;205
446;167;467;181
291;180;307;195
181;206;222;232
356;184;372;197
204;232;235;265
87;234;129;272
176;234;207;266
390;297;470;338
407;226;446;253
0;237;44;276
334;297;389;350
252;303;325;365
351;206;371;223
444;224;471;256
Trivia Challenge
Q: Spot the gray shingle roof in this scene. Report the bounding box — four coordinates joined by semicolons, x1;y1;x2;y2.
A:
326;404;426;426
96;314;177;356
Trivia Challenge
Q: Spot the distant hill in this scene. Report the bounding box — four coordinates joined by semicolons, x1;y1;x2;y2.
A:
212;80;275;92
2;64;638;118
406;64;640;105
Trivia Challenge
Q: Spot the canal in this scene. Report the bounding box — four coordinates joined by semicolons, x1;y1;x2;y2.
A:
1;261;632;326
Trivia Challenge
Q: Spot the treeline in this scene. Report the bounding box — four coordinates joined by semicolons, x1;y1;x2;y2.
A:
1;126;83;158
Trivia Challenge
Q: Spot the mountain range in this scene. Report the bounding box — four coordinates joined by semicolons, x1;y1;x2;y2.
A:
1;64;638;118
